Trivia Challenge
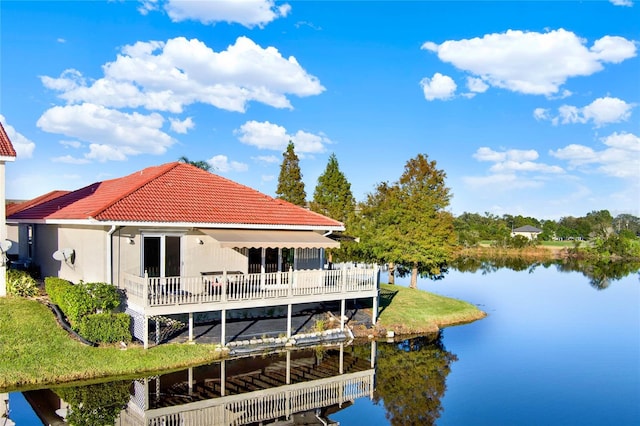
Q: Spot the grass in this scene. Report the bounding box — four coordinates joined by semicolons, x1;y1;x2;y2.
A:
0;297;224;392
0;285;487;391
376;283;486;335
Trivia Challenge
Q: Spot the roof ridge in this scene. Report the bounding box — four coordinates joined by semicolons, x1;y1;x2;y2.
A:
86;162;180;218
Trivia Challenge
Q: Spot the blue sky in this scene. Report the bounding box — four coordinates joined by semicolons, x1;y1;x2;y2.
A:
1;0;638;220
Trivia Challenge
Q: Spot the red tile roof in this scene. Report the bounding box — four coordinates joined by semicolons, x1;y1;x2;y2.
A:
8;162;343;229
6;190;70;217
0;122;17;158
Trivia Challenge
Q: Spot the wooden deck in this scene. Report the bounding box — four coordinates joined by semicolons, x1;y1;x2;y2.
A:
123;267;379;316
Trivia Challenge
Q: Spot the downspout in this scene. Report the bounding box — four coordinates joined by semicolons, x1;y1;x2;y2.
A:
106;225;121;285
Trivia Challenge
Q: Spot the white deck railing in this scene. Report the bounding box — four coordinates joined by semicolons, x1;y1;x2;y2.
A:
133;369;374;426
123;267;378;311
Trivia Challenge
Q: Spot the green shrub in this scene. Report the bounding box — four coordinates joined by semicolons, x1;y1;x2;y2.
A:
6;269;39;297
83;282;121;312
44;276;73;306
78;313;131;343
45;279;122;328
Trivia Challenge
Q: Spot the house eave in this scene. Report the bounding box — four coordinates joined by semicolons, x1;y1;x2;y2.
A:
6;218;345;232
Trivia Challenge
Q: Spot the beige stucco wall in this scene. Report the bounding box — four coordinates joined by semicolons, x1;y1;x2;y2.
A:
6;223;18;256
33;224;108;283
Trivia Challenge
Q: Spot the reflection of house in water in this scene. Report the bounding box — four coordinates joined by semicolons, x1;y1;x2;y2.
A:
23;343;376;425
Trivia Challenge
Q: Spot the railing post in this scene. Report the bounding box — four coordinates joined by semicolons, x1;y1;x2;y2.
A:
143;271;149;306
288;267;293;297
341;267;347;294
222;270;228;302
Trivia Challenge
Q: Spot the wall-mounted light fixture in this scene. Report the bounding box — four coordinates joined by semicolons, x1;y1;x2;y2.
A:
128;237;135;245
197;238;204;245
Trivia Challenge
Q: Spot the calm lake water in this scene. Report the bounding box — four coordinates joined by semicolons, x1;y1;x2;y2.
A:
6;261;640;425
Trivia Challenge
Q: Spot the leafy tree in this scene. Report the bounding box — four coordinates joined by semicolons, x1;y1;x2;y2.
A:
276;141;306;206
358;154;456;288
178;156;211;171
585;210;614;239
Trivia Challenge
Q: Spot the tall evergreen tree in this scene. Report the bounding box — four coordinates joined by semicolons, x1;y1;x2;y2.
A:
276;141;306;206
358;153;456;288
311;153;355;222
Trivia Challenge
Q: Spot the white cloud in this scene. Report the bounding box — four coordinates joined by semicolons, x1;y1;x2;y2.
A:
609;0;634;6
550;131;640;178
465;147;564;192
161;0;291;28
537;96;635;127
473;147;539;163
36;103;175;161
51;155;91;164
207;154;248;173
0;115;36;159
466;77;489;93
85;144;129;162
422;29;637;96
252;155;280;164
462;173;545;191
60;140;82;149
420;72;457;101
533;108;550;121
235;120;330;155
169;116;194;134
42;36;324;114
138;0;159;15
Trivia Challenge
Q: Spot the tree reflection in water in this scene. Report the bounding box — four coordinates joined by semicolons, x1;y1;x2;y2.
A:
450;256;639;290
373;336;457;426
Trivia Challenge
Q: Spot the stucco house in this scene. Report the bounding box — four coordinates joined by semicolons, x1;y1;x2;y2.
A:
0;122;17;297
511;225;543;240
7;162;379;347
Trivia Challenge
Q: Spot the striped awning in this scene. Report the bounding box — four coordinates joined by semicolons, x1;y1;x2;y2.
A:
200;229;340;249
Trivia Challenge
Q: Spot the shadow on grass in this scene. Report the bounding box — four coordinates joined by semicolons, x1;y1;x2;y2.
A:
377;287;399;317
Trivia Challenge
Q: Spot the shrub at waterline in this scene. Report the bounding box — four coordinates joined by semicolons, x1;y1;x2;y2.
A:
6;269;39;297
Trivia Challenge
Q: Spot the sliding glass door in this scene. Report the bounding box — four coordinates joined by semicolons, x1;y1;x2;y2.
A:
142;235;182;277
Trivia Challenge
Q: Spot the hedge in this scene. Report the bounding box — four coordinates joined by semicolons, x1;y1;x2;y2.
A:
44;278;129;343
78;313;131;343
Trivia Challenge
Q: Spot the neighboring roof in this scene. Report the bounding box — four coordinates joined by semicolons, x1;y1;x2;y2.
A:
513;225;542;233
6;190;70;217
201;229;340;249
8;162;343;229
0;122;17;158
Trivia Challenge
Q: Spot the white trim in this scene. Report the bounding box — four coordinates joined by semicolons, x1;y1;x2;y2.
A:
7;218;344;231
0;156;16;162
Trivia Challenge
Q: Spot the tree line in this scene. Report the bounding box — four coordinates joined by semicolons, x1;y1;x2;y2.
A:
181;143;640;288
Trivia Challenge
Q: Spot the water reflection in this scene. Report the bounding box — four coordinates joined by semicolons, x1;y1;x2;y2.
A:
21;342;377;425
449;256;640;289
373;336;457;426
15;336;459;426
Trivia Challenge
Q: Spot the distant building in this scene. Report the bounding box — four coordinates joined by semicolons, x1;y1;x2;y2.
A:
511;225;542;240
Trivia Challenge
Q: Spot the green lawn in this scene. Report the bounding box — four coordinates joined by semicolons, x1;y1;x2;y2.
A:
376;283;486;334
1;287;487;391
0;297;224;391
